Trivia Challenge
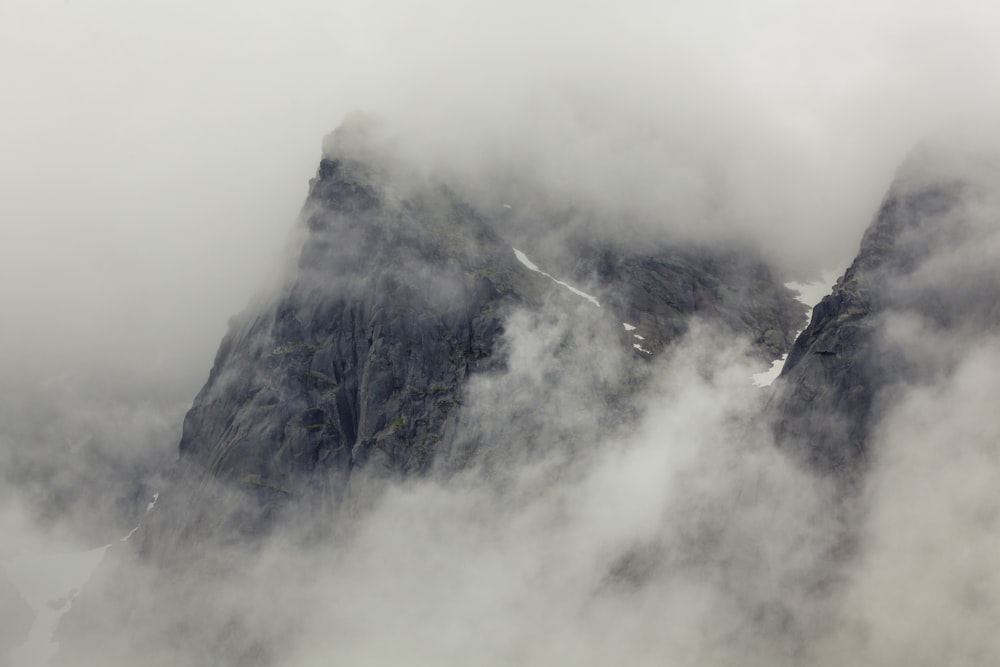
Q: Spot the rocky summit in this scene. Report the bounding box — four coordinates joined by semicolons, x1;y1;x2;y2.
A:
139;119;804;558
51;125;1000;667
773;150;1000;482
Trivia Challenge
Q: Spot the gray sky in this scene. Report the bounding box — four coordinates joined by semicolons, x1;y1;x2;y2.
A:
3;0;1000;388
3;3;1000;663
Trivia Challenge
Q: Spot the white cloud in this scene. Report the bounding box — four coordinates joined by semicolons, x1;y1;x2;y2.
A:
2;1;1000;664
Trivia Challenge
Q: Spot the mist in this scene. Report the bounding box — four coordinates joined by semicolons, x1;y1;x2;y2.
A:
5;0;1000;383
52;317;848;666
47;303;1000;666
3;0;1000;664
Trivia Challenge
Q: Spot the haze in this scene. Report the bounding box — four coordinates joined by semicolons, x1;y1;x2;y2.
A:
2;1;1000;664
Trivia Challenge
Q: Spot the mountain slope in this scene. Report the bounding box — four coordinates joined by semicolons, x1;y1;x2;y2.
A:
134;120;803;555
773;150;1000;479
56;120;809;666
50;133;1000;667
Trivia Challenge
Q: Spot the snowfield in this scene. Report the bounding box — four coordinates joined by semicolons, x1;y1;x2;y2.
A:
751;271;840;387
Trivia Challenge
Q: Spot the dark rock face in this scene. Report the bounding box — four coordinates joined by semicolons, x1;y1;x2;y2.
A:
53;121;803;666
136;123;803;555
773;156;1000;478
159;154;542;547
579;243;801;361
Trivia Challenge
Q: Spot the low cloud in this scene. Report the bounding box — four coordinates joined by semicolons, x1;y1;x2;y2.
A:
49;316;845;666
819;336;1000;665
3;1;1000;664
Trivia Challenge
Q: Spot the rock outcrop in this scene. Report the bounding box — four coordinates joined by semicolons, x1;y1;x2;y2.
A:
773;150;1000;479
54;118;806;667
137;119;804;555
52;125;1000;667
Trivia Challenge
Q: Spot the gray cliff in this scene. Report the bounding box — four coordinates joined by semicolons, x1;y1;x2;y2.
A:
139;120;804;555
58;120;809;666
773;149;1000;480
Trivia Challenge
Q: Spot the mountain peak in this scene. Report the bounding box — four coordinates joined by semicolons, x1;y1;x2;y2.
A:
774;150;1000;478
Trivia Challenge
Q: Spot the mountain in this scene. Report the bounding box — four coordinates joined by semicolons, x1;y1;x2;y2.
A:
53;118;805;665
51;126;1000;666
773;149;1000;482
138;119;805;557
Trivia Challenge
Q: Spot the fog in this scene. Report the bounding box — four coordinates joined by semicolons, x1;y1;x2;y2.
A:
4;0;1000;384
3;0;1000;664
44;307;1000;666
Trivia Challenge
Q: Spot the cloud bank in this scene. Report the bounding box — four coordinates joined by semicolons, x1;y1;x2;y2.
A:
48;305;1000;666
2;1;1000;665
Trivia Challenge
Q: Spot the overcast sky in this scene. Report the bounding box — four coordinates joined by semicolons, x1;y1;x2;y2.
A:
3;0;1000;393
4;4;1000;664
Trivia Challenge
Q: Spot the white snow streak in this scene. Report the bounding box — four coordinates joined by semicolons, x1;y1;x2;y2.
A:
512;248;601;307
512;248;541;272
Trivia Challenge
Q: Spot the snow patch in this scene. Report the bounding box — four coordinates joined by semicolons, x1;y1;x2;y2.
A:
146;492;159;514
512;248;540;272
785;268;841;308
633;343;652;355
622;323;636;331
633;334;645;341
751;355;787;387
512;248;601;307
752;269;841;387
